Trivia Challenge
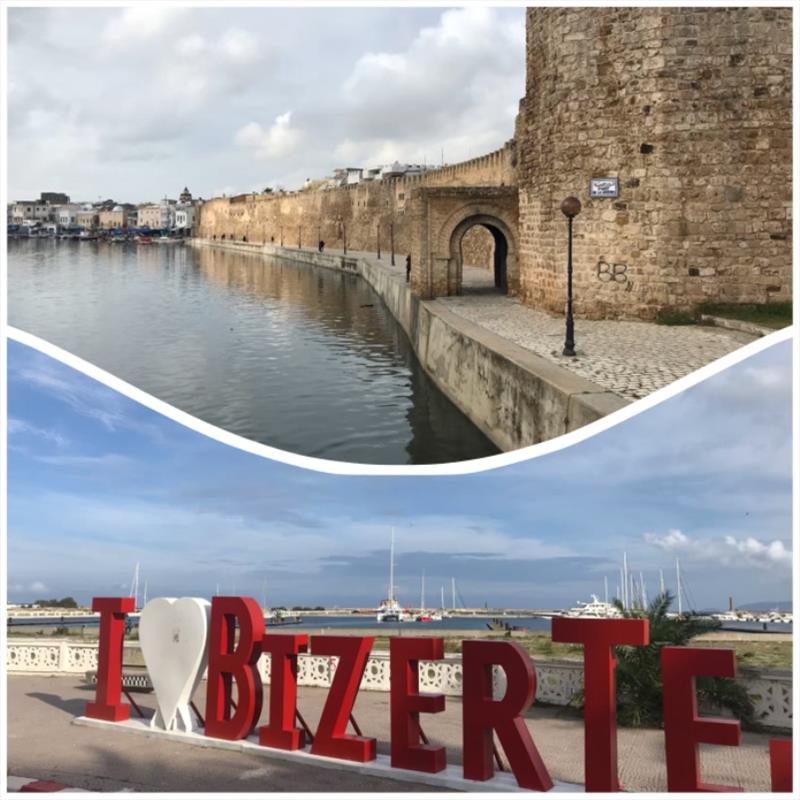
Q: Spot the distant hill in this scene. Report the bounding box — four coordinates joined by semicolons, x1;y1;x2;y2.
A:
737;600;792;611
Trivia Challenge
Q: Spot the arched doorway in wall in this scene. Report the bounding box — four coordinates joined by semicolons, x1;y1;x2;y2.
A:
450;215;516;296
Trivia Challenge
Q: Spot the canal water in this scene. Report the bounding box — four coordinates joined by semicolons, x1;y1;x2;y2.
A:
8;239;498;464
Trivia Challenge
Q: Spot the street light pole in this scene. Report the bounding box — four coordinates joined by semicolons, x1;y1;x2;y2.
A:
560;196;581;357
377;223;381;260
390;220;395;266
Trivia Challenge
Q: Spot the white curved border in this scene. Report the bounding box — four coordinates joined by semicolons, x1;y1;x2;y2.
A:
7;324;794;476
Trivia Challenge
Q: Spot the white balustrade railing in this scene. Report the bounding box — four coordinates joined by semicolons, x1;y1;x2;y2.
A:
6;640;792;731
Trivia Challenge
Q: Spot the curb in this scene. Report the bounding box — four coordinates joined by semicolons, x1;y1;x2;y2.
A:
699;314;775;337
8;777;88;792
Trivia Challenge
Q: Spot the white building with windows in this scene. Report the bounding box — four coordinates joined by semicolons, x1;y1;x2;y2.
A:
174;205;195;232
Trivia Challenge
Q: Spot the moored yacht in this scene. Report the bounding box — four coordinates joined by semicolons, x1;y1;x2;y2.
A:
562;594;623;619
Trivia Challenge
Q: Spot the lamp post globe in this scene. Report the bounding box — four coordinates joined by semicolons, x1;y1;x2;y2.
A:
561;196;582;219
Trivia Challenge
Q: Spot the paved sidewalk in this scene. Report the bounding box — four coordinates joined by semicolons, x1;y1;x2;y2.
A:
304;246;758;402
8;675;776;792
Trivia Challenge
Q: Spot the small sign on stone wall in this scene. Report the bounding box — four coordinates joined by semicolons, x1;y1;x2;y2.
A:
589;177;619;198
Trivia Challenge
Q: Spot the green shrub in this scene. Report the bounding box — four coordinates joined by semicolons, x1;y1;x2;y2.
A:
570;592;755;728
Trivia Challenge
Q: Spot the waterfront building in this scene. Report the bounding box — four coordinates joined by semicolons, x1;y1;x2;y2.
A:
178;186;193;204
76;209;99;230
137;204;162;229
40;191;70;205
10;201;50;225
56;204;81;227
174;205;196;232
98;206;127;230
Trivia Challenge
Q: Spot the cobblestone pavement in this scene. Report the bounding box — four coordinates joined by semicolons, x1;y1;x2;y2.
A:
293;247;758;402
439;292;757;400
9;675;777;792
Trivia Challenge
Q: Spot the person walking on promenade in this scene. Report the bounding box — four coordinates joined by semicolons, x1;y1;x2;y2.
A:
405;254;411;283
318;240;325;253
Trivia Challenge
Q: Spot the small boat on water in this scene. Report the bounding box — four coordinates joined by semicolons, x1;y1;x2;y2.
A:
414;571;443;622
135;235;153;244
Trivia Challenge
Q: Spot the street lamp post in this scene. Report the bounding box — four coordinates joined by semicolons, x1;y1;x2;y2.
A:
560;196;581;357
298;225;302;249
390;220;395;266
377;223;381;260
279;225;283;247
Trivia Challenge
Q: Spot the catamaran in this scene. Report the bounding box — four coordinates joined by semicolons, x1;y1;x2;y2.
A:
376;528;411;622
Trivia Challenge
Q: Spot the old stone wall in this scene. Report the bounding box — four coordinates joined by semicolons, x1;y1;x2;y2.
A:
196;140;516;272
517;6;792;320
461;225;494;270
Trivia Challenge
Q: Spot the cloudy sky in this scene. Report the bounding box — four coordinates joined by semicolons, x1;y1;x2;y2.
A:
8;5;525;203
7;339;793;610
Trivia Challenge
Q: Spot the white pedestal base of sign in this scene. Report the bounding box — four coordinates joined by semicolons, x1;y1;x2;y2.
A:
73;716;583;793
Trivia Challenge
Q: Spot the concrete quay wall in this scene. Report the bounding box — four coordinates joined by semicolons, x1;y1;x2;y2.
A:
188;238;627;451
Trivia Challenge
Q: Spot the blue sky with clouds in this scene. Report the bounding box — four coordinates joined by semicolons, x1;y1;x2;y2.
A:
7;339;793;611
9;6;525;201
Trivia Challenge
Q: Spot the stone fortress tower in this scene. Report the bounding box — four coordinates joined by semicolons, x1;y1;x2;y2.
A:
198;6;791;321
516;6;792;319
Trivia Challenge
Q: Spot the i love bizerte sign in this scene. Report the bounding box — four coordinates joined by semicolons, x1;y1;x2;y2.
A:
75;596;794;793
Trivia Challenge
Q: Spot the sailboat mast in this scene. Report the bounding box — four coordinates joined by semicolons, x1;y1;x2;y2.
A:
441;585;445;610
143;579;148;608
659;569;665;595
640;571;647;608
130;562;140;610
622;552;629;609
451;577;456;611
676;558;682;614
389;528;395;602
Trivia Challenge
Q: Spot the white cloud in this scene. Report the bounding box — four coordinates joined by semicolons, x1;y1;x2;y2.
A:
175;34;206;58
644;529;793;571
235;112;303;160
9;7;524;199
723;535;793;567
29;580;48;593
7;417;68;447
337;6;524;164
219;28;259;64
103;7;186;45
11;356;164;442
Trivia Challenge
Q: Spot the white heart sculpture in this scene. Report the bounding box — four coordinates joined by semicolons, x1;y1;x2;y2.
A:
139;597;210;732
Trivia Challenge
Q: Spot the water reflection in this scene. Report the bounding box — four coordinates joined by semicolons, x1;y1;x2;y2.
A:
8;239;498;464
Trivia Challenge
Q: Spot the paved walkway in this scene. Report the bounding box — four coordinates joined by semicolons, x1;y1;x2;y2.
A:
8;675;775;792
305;246;757;402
